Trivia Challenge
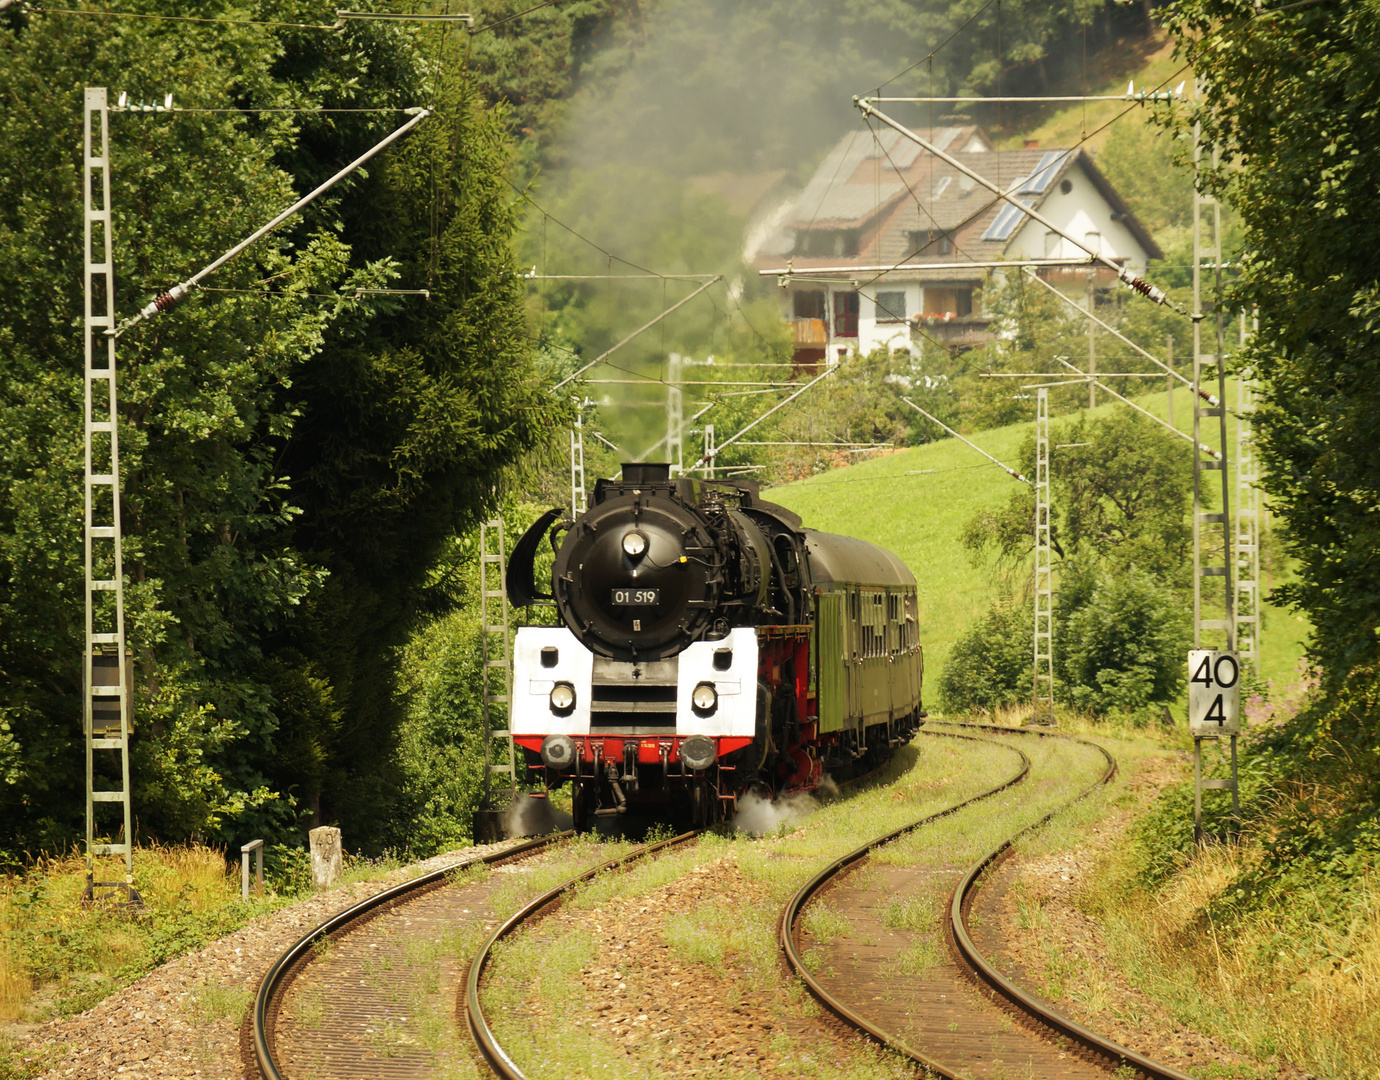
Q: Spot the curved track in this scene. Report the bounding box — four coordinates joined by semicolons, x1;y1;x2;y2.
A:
783;724;1195;1080
465;829;699;1080
948;725;1195;1080
248;832;570;1080
780;729;1031;1075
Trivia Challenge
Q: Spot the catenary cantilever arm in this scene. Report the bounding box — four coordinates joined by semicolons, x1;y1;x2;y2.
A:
113;107;432;337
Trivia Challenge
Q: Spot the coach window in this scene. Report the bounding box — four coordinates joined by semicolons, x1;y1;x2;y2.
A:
861;590;872;659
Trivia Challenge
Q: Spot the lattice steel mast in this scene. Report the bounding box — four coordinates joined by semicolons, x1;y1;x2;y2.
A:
570;408;588;516
1235;316;1261;675
666;353;684;476
1192;89;1235;654
479;521;515;804
1191;79;1239;839
82;88;135;903
1033;389;1055;724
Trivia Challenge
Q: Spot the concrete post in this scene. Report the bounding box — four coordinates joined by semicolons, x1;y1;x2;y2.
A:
309;826;342;890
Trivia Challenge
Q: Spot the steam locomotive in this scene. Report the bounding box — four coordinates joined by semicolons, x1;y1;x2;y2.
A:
505;463;925;829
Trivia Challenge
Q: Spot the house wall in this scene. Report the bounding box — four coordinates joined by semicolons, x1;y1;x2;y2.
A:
784;280;989;361
1007;162;1152;295
854;282;920;355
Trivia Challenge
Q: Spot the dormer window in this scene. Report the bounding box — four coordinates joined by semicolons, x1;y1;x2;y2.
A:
907;229;953;256
797;229;860;258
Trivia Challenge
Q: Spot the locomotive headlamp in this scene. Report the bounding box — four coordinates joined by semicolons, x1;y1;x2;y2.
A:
541;734;578;771
621;530;648;558
691;681;718;714
549;681;576;714
679;734;716;771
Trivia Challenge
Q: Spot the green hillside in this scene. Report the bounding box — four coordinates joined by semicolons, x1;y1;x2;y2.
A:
765;383;1310;705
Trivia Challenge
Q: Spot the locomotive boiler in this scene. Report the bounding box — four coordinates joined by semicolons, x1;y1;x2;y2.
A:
505;463;925;828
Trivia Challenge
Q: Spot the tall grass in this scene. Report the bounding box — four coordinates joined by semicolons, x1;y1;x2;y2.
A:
1086;845;1380;1078
0;844;248;1021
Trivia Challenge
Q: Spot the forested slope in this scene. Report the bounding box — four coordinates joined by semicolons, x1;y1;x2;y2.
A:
0;3;557;858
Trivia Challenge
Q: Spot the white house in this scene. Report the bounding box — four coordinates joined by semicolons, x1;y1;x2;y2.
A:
750;125;1163;366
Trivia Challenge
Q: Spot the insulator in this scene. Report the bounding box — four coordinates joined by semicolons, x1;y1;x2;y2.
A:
1120;271;1168;306
153;291;177;312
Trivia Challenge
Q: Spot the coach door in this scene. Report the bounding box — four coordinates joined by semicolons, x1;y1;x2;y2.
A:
847;588;864;721
814;591;846;732
887;592;903;712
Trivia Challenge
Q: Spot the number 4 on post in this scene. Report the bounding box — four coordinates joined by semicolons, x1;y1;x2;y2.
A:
1188;650;1241;736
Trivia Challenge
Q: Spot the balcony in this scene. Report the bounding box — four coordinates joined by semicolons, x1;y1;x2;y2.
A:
793;318;828;346
911;313;991;350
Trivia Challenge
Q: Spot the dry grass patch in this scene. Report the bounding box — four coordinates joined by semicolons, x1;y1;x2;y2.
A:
1087;840;1380;1079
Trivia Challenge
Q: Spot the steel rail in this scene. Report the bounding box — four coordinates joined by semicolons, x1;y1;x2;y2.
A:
250;831;572;1080
779;729;1032;1078
466;830;700;1079
945;723;1196;1080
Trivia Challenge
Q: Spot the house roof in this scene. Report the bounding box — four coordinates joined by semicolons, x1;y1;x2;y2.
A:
758;128;1162;277
786;125;990;230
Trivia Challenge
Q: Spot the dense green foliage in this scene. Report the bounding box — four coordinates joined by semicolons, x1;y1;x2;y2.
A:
0;3;556;859
937;600;1033;713
963;408;1193;583
942;407;1192;714
1167;0;1380;686
1099;0;1380;963
1058;566;1188;713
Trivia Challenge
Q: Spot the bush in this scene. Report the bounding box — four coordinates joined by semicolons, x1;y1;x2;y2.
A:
941;567;1189;718
1057;568;1190;714
939;599;1034;714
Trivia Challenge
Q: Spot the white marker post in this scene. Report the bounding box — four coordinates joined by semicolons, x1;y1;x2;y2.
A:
1188;649;1242;842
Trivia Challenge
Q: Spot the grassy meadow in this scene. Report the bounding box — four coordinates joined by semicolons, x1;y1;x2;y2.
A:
766;381;1311;704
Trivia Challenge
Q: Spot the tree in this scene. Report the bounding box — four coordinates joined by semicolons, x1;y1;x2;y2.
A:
939;600;1034;714
0;2;557;857
1058;566;1189;713
1162;0;1380;687
951;406;1193;716
962;407;1193;586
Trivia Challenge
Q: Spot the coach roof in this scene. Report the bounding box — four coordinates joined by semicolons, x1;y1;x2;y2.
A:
803;530;915;588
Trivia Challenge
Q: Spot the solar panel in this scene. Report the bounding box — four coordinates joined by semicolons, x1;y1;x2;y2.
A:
1020;150;1072;194
982;198;1036;241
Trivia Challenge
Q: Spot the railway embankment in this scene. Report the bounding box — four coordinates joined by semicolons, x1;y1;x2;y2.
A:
5;715;1369;1079
0;840;525;1079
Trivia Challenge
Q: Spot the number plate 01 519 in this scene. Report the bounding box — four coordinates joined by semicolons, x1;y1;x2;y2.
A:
612;588;659;605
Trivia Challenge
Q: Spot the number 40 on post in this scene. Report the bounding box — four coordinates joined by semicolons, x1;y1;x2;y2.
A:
1188;650;1242;737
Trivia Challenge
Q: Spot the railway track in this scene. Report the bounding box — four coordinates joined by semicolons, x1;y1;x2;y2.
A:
247;832;572;1080
248;828;699;1080
464;829;698;1079
250;727;1184;1080
782;723;1196;1080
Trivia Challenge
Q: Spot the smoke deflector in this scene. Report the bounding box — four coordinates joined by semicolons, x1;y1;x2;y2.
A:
506;507;564;607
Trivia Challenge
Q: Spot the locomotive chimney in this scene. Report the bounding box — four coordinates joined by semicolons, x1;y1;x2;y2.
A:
621;462;672;484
